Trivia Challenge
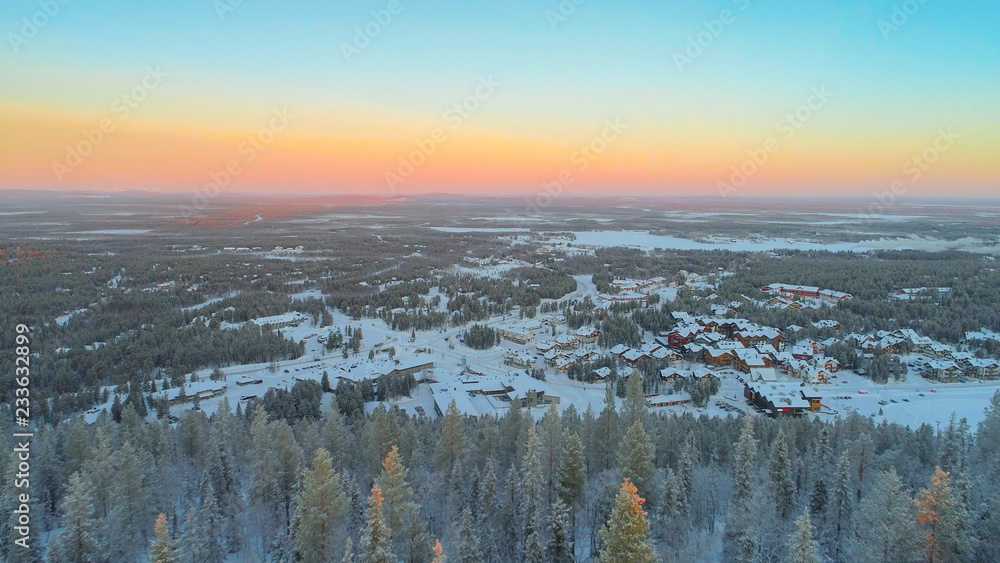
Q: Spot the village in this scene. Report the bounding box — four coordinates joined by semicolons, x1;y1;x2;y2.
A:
83;268;1000;432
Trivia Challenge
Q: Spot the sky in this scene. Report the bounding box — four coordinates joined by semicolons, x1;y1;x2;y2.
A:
1;0;998;199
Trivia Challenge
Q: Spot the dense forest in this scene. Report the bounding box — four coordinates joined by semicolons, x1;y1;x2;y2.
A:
2;375;998;562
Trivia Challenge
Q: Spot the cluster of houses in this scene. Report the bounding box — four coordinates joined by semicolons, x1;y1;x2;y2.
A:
520;326;603;372
842;329;999;382
760;283;852;310
593;276;675;311
608;341;682;366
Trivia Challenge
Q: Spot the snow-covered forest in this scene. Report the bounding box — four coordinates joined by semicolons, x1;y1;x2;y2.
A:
3;374;998;562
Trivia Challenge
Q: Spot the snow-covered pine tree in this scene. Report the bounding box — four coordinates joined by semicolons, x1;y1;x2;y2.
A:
521;422;544;560
678;435;695;507
541;401;563;507
770;429;795;520
915;467;973;563
661;467;681;518
622;372;647;428
360;485;395;563
48;473;104;563
829;450;853;561
435;400;465;472
453;506;483;563
375;445;430;563
786;511;821;563
557;432;586;509
293;448;349;563
851;467;921;563
548;497;574;563
732;417;757;507
595;383;619;472
149;513;177;563
596;478;659;563
619;420;655;504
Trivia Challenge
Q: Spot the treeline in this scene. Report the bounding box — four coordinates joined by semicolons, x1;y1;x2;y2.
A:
463;324;499;350
3;383;998;562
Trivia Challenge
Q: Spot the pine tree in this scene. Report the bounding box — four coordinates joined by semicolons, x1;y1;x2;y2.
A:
150;513;177;563
179;501;216;563
596;479;659;563
916;467;972;563
521;422;544;558
678;436;695;507
852;468;921;563
733;417;757;507
557;432;586;509
595;383;619;472
360;485;395;563
548;497;575;563
619;420;655;503
541;401;563;506
294;448;349;563
436;400;465;472
622;372;646;428
770;429;795;520
453;507;482;563
830;450;853;562
661;467;682;517
376;445;430;563
786;511;820;563
48;472;103;563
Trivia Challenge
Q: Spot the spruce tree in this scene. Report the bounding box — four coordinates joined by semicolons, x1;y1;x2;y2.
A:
557;432;586;509
454;507;483;563
375;445;430;563
619;420;655;503
852;468;921;563
48;473;104;563
548;497;574;563
595;383;619;472
733;417;757;507
622;372;647;428
596;479;659;563
293;448;349;563
770;429;795;520
436;400;465;472
786;511;821;563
